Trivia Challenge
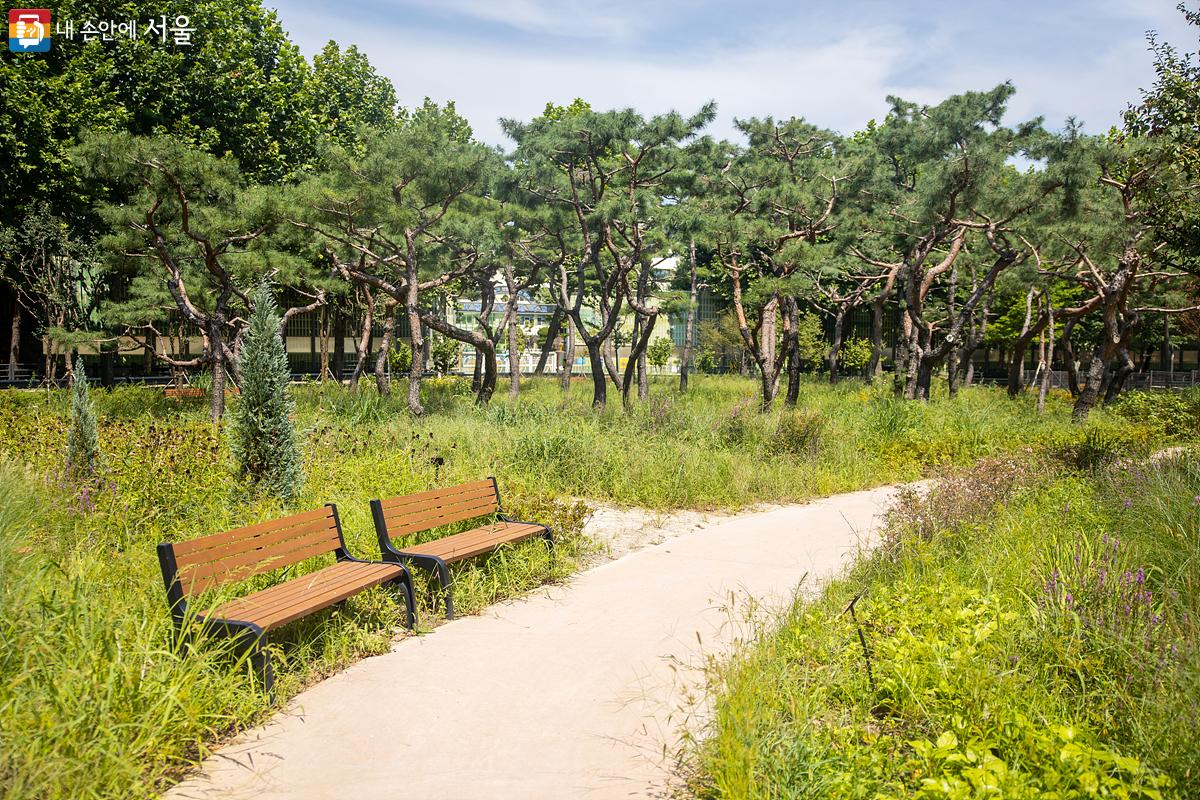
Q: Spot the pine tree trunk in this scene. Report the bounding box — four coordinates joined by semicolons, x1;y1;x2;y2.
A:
406;290;424;417
374;302;397;395
680;238;699;393
560;320;573;392
1104;347;1135;404
586;337;607;410
602;336;622;390
1073;345;1109;420
7;299;19;381
758;361;779;412
1163;316;1173;374
869;297;885;380
534;306;563;377
893;308;910;397
827;308;846;384
208;320;227;422
505;289;522;399
42;335;54;386
1038;303;1055;414
349;304;373;390
333;307;345;383
318;304;331;381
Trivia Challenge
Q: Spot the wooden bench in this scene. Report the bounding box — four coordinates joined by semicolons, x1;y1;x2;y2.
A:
157;504;415;694
370;478;552;620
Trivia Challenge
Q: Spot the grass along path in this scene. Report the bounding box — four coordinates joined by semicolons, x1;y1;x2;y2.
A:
165;484;906;800
0;377;1187;799
686;451;1200;799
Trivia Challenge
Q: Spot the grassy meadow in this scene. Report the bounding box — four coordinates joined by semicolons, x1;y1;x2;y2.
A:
0;374;1186;799
686;429;1200;798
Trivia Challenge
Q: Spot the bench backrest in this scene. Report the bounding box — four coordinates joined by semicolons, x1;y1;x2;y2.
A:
373;478;499;540
160;505;343;598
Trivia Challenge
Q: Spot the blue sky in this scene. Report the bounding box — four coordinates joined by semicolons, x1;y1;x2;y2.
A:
270;0;1195;146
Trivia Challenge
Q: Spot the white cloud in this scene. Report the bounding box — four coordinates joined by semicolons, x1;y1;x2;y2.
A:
394;0;644;42
276;1;1187;146
285;10;909;144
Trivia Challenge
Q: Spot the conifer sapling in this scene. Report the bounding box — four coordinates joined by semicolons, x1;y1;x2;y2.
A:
231;282;303;503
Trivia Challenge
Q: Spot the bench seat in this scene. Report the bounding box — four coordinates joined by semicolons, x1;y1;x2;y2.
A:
398;521;547;563
207;560;406;632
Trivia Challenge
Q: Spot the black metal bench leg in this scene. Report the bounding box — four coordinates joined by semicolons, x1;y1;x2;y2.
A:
543;528;556;562
436;561;455;620
251;642;275;700
393;573;416;629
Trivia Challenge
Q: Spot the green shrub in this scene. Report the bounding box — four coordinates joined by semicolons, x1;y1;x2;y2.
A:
647;337;674;368
839;337;872;372
771;409;825;457
388;340;413;374
66;356;100;481
1111;390;1200;438
229;283;303;503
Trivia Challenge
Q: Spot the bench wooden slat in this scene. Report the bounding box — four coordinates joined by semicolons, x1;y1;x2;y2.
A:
399;521;546;563
212;560;394;617
380;496;500;538
249;563;402;630
208;561;402;631
172;507;334;559
175;517;341;570
180;529;341;595
377;479;495;511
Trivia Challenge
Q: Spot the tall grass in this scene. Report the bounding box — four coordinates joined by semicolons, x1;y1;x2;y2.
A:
687;448;1200;799
0;376;1185;799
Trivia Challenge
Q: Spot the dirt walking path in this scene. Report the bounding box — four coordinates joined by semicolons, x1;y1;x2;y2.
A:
166;484;904;800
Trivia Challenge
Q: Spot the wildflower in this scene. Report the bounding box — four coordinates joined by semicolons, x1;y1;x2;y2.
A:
1123;498;1132;509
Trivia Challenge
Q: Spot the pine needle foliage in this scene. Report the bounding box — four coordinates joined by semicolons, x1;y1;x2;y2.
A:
66;356;100;480
231;282;303;503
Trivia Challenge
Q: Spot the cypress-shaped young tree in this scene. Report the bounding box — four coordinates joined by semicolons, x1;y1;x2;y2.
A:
66;355;100;480
231;283;303;503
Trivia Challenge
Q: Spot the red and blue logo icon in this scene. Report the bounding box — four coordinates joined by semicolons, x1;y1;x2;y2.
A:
9;9;51;52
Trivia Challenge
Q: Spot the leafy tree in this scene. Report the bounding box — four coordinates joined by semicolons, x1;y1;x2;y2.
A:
0;0;323;234
699;117;857;408
431;336;462;376
504;103;715;409
646;337;673;369
1125;3;1200;261
230;282;302;503
66;355;100;481
0;204;101;383
838;338;873;373
81;133;324;420
308;41;400;150
296;102;500;412
794;313;827;369
849;85;1063;400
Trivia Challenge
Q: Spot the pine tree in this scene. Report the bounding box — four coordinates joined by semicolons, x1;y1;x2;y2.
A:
66;355;100;480
231;283;303;503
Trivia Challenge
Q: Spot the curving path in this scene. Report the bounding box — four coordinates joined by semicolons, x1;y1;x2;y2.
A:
166;484;903;800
